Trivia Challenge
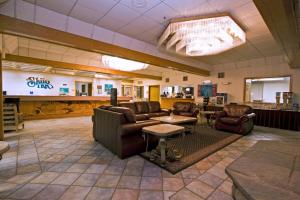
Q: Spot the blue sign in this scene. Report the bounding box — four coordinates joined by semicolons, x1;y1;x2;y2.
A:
26;77;54;89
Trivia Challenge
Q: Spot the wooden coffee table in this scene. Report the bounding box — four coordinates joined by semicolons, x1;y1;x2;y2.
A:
142;124;185;166
150;115;197;132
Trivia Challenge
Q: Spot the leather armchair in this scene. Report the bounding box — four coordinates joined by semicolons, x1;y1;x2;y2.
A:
172;102;199;117
215;104;256;135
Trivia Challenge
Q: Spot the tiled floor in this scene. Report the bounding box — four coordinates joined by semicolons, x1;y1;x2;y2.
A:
0;117;300;200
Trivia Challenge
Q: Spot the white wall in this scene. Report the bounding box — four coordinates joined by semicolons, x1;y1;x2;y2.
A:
3;70;122;96
160;56;300;104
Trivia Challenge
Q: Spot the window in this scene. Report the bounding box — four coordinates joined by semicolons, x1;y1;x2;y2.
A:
244;76;291;103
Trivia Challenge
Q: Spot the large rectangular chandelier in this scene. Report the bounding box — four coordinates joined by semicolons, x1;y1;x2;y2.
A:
158;14;246;56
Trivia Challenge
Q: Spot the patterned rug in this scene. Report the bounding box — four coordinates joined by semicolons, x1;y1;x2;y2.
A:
140;126;243;174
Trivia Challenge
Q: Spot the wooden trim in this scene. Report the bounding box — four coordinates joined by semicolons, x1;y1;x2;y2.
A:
243;75;292;102
0;14;210;76
253;0;300;68
4;54;163;80
4;95;132;102
0;53;3;141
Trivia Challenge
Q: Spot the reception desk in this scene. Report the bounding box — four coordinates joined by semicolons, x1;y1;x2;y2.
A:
160;97;194;109
4;95;132;120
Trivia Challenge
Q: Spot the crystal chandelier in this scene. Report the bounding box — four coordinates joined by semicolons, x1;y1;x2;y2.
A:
158;15;246;56
102;55;149;71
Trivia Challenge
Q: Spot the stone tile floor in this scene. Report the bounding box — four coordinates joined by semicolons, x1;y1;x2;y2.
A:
0;117;300;200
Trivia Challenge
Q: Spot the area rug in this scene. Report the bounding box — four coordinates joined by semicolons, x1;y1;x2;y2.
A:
140;126;242;174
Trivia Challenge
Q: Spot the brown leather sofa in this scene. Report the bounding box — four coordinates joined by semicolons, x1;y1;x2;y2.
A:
93;106;161;159
118;101;170;121
172;102;199;117
215;104;256;135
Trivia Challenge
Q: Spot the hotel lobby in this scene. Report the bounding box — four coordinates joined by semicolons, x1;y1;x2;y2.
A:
0;0;300;200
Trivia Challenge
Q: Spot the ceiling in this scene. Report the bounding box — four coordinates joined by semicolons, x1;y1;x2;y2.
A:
20;0;284;65
2;34;165;78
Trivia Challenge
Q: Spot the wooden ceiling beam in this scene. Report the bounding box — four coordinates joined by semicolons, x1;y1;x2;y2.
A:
0;14;210;76
4;54;162;80
253;0;300;68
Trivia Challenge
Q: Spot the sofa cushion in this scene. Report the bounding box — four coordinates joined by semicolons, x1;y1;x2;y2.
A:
108;107;136;123
118;102;137;113
135;102;149;114
174;102;191;112
219;117;240;125
135;114;149;121
148;101;161;113
148;112;169;118
98;105;112;110
178;112;194;117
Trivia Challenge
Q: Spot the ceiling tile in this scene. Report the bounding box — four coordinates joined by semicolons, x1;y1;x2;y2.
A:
46;52;62;61
67;17;94;37
120;0;162;14
69;4;102;24
207;0;251;12
101;3;140;25
76;0;118;14
29;49;46;59
92;25;115;43
164;0;209;16
96;16;127;31
35;6;68;31
118;15;160;36
144;2;180;25
36;0;77;15
16;0;35;22
0;0;15;17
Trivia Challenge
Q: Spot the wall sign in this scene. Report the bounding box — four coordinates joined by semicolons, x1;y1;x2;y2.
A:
26;77;54;89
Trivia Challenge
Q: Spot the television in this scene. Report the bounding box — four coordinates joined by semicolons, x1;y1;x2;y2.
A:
198;84;217;97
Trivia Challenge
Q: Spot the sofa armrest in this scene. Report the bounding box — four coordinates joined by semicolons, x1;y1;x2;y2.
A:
240;113;256;123
121;120;160;137
161;108;171;115
191;108;199;117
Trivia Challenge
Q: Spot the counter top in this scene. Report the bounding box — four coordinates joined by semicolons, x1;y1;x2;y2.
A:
4;95;132;102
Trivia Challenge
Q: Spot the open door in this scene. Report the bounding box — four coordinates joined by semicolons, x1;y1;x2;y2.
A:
149;85;160;101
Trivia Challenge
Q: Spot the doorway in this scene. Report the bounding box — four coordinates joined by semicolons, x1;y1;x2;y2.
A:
149;85;160;101
75;81;93;96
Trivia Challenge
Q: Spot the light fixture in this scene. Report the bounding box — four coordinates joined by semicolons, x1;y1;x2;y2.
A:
158;14;246;56
102;55;149;71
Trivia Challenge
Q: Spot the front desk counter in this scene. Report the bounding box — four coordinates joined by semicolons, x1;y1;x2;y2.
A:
160;97;195;109
4;96;132;120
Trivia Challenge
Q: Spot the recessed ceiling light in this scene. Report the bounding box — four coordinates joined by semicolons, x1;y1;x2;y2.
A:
131;0;147;8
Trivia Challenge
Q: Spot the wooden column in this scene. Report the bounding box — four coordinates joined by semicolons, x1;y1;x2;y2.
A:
0;53;3;141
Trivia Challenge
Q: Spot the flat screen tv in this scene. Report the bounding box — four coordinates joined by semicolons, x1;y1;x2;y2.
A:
198;84;217;97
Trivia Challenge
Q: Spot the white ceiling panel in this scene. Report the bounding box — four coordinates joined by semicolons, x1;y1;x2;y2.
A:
100;3;140;25
118;15;159;37
29;40;50;51
144;3;180;25
96;16;127;31
77;0;118;14
36;0;77;15
69;4;102;24
164;0;208;16
120;0;162;14
207;0;251;12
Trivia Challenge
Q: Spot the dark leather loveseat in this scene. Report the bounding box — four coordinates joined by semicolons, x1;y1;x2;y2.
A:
215;104;256;135
172;102;199;117
118;101;170;120
93;101;170;158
